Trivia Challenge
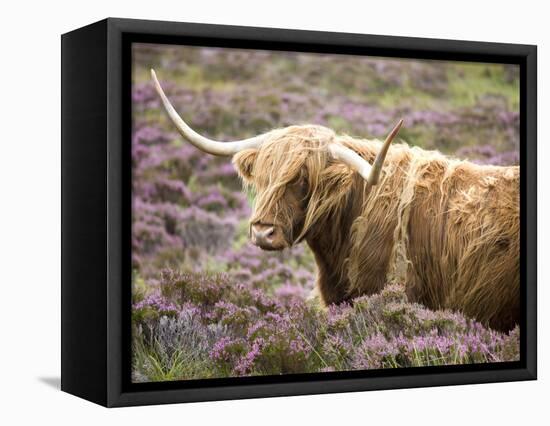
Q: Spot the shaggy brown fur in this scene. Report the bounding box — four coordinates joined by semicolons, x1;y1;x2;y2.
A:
232;125;519;332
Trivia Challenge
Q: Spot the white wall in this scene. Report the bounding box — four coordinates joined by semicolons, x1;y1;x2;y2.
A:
0;0;546;423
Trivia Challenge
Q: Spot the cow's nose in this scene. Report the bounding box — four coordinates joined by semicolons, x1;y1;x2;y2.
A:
251;224;275;247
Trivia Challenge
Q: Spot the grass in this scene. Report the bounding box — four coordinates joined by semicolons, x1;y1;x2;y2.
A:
447;62;520;109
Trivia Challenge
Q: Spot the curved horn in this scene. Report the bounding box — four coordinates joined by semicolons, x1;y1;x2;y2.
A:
328;143;374;182
151;69;266;156
368;119;403;185
328;119;403;185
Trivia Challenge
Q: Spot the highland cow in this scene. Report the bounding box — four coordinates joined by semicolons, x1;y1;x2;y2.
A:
151;70;520;332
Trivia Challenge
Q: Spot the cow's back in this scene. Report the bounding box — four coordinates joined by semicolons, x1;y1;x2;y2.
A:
404;159;520;331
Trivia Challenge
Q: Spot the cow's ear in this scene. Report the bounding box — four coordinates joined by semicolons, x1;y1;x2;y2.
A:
232;149;258;182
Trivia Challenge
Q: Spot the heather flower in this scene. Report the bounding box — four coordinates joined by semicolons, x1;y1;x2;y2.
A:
274;282;308;305
233;338;266;376
196;191;229;211
133;292;179;319
208;301;258;329
352;333;399;370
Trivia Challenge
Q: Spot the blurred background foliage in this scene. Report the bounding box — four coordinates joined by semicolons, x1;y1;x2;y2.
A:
134;44;519;161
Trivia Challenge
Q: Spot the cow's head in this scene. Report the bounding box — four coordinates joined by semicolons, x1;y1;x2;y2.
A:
151;70;402;251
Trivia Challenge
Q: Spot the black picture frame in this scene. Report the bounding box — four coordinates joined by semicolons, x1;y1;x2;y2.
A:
61;17;537;407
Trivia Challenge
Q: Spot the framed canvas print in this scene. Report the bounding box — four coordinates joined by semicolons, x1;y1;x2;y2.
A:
61;18;537;407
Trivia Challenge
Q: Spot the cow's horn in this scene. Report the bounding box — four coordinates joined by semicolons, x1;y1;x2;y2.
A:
328;143;374;182
367;119;403;185
328;119;403;185
151;69;266;156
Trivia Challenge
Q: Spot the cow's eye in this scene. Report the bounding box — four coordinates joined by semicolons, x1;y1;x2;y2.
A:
289;176;308;200
290;176;304;188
